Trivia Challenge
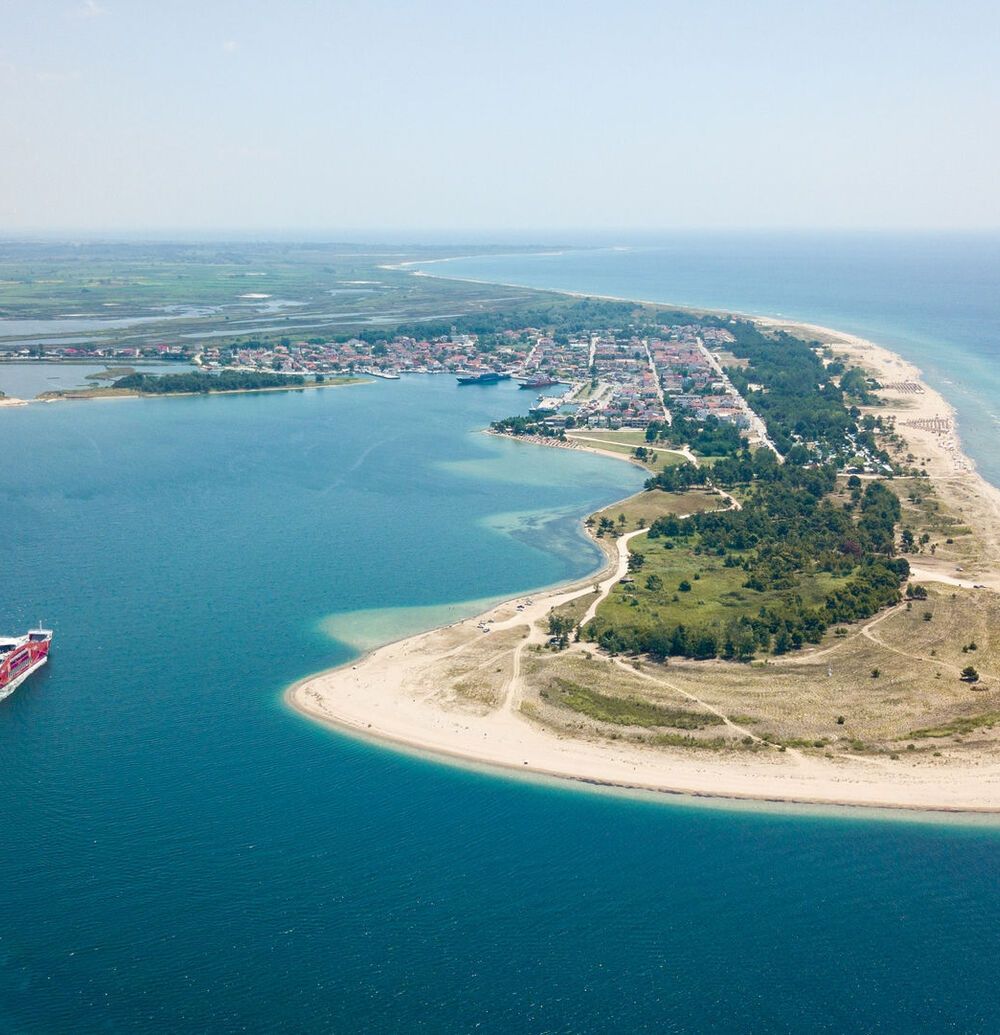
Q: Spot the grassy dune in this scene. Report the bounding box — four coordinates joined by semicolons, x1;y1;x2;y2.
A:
591;489;723;529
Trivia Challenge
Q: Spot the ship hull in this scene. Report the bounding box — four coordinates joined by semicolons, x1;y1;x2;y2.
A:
0;654;47;701
456;372;511;385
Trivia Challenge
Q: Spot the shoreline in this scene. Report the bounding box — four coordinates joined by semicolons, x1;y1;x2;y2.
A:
287;550;1000;816
404;263;996;478
414;265;1000;583
289;698;1000;821
0;377;370;407
484;427;653;471
286;517;1000;817
288;296;1000;815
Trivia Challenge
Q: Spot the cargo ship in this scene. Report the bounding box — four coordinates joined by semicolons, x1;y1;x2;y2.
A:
456;371;511;385
518;374;559;389
0;627;53;700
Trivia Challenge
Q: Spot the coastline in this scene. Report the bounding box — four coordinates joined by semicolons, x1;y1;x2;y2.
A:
484;427;653;471
288;301;1000;815
413;264;1000;582
402;262;995;478
0;377;370;407
287;516;1000;815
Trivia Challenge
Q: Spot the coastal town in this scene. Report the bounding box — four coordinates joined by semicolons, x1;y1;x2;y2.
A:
5;319;778;448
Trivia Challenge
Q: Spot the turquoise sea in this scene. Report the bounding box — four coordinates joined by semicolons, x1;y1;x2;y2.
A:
4;237;1000;1032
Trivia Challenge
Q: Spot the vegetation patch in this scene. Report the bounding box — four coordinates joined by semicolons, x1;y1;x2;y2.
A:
114;370;309;393
649;733;732;749
588;464;907;660
906;713;1000;739
550;678;722;729
590;489;721;532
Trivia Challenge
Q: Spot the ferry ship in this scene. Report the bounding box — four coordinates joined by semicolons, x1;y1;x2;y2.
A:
0;627;53;700
518;374;559;390
456;370;511;385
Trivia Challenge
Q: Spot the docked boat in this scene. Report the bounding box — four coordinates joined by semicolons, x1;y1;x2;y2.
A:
456;370;511;385
0;627;53;700
518;374;559;389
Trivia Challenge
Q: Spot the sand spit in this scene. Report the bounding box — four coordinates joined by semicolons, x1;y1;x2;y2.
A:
285;314;1000;812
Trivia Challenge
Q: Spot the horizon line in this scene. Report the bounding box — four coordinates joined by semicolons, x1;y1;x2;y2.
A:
2;226;1000;245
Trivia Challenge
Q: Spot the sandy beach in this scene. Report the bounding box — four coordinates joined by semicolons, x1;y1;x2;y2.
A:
288;315;1000;814
759;317;1000;589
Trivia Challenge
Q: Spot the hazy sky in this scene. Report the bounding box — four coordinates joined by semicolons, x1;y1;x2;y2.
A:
1;0;998;233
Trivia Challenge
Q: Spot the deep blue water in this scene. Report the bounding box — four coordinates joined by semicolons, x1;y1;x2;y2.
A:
421;232;1000;486
3;258;1000;1032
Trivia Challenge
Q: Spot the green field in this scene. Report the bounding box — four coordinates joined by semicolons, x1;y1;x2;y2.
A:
593;531;845;636
592;489;722;529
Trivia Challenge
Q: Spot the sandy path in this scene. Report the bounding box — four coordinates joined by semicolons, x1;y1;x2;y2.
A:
607;654;774;748
579;528;645;628
859;603;996;685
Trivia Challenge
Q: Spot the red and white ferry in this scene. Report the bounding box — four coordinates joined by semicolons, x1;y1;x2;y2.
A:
0;627;53;700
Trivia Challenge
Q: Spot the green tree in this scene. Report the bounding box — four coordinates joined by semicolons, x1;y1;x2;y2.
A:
547;613;576;650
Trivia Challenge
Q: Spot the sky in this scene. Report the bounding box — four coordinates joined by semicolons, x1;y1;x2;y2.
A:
0;0;998;234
